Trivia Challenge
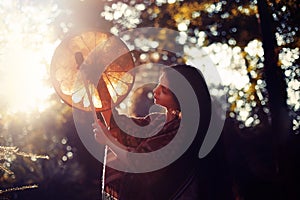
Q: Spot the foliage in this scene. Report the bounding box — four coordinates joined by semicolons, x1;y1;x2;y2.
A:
98;0;299;133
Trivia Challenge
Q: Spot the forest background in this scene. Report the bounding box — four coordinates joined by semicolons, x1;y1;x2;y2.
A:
0;0;299;199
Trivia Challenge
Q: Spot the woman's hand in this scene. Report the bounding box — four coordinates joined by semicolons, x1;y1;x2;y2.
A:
93;119;130;165
92;119;109;145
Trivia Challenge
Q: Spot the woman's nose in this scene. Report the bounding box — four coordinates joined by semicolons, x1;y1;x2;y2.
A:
153;85;159;95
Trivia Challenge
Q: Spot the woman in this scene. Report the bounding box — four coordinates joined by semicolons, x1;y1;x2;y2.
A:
93;64;212;199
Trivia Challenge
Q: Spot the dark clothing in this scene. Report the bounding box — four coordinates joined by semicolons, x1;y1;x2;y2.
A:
102;111;203;200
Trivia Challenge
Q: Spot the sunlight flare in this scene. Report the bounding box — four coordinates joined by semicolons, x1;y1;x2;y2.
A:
0;1;60;114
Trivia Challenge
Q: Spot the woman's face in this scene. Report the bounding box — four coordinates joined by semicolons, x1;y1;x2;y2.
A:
153;74;178;110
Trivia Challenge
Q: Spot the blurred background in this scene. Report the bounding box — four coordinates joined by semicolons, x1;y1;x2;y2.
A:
0;0;299;199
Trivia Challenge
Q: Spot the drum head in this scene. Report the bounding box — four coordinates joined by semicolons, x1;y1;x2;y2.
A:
50;30;135;112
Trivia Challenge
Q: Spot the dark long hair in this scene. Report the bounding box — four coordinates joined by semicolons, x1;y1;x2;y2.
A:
120;65;216;199
163;64;212;145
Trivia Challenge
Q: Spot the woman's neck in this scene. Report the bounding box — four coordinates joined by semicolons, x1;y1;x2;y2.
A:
166;108;180;122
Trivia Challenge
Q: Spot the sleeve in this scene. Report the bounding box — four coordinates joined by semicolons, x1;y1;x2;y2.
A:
135;120;180;153
109;108;172;151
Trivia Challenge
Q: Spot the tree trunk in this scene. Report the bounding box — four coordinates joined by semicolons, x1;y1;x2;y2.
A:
257;0;292;198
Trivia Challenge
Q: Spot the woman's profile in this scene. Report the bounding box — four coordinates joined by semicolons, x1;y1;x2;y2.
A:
93;64;213;199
